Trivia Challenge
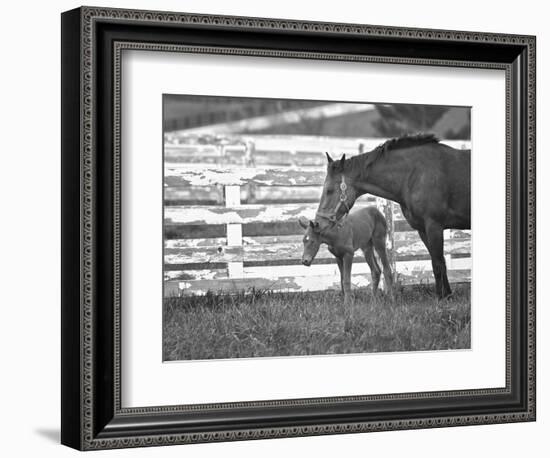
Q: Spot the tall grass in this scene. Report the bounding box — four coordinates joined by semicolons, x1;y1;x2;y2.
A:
163;284;470;361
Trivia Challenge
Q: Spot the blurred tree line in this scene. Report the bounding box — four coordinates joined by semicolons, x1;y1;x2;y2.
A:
373;105;470;139
164;95;471;140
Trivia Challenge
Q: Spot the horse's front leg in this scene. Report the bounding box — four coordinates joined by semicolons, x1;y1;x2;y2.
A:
420;222;452;299
335;256;344;296
342;253;354;306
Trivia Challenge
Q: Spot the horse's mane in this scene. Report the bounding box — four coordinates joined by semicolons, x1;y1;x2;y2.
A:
378;133;440;153
342;133;440;174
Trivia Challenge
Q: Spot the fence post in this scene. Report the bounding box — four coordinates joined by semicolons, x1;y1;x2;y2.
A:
225;185;244;278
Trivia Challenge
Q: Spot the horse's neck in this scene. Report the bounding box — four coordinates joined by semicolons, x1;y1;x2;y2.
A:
320;231;338;246
351;152;406;204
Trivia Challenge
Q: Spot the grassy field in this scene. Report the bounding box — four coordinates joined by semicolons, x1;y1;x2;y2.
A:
163;283;471;361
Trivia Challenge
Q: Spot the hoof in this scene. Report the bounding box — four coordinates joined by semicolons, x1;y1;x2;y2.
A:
438;292;454;302
343;294;354;307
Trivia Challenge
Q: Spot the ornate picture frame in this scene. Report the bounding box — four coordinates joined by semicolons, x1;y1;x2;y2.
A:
61;6;536;450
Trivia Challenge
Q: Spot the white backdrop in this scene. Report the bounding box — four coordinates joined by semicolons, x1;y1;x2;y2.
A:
0;0;546;457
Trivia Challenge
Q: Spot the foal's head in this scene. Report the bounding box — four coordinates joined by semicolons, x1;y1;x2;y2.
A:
298;217;322;267
316;153;358;230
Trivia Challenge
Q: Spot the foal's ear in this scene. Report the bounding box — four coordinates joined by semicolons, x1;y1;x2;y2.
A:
298;216;309;229
325;152;333;163
310;220;320;230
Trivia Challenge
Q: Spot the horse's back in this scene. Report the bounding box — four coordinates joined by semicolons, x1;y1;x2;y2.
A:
348;206;386;246
405;143;470;229
437;145;470;227
348;206;383;225
413;143;470;176
440;144;470;182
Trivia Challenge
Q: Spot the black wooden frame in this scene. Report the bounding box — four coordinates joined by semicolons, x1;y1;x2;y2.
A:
61;6;536;450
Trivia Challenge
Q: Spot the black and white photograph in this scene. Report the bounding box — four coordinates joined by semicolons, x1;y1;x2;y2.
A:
162;95;472;361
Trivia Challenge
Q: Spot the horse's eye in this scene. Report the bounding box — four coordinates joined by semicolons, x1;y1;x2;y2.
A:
305;236;309;242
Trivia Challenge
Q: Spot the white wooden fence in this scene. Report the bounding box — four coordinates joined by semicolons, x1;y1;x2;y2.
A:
163;135;471;296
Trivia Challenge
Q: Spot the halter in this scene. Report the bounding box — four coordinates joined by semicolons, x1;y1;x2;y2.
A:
315;175;351;230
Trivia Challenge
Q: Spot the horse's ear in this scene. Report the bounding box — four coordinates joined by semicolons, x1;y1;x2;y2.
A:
298;216;309;229
310;220;320;231
325;152;333;163
340;154;346;168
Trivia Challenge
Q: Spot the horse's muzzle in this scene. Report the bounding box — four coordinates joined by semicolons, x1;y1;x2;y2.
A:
302;258;312;267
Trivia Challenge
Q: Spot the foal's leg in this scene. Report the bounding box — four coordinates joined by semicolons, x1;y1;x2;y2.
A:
363;242;381;294
372;234;392;292
342;253;354;305
420;222;452;298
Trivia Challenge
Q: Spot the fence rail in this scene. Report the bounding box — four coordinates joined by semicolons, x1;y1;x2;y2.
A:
163;135;471;296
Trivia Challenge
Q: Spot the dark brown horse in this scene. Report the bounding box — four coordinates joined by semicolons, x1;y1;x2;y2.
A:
316;134;470;298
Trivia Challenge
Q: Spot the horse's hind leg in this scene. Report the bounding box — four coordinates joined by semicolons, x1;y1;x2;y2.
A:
363;242;381;294
373;233;393;292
